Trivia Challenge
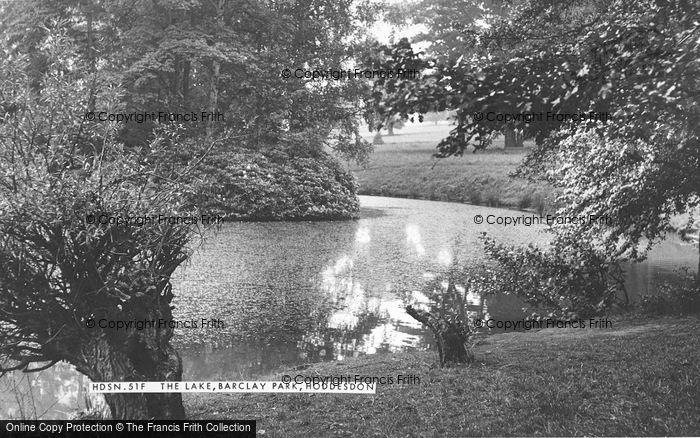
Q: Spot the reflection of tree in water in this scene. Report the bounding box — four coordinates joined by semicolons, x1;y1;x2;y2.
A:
0;362;107;420
174;281;335;349
179;283;340;379
297;305;391;362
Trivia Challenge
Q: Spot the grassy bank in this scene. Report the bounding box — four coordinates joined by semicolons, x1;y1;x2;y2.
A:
348;125;554;213
186;314;700;436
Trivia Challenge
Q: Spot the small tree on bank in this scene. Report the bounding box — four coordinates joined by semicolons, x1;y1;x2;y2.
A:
406;303;474;366
0;31;199;419
406;261;499;366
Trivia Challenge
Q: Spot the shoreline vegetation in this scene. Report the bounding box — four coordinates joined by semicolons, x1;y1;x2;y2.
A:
186;313;700;436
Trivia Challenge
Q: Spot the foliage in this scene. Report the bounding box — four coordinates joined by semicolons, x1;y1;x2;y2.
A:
0;25;197;419
384;0;506;64
85;0;375;161
163;138;359;221
408;235;627;329
528;126;699;262
377;0;700;296
640;268;700;316
2;0;374;222
381;0;700;155
361;37;432;130
406;257;504;365
481;234;627;319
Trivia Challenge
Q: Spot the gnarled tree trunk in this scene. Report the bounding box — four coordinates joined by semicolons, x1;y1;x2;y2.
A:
75;285;185;419
79;338;184;419
406;306;474;367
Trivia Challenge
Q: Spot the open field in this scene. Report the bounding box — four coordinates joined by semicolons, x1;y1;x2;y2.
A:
348;124;699;239
186;314;700;437
348;123;554;213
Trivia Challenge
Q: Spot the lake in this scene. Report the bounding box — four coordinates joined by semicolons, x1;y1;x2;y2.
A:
1;196;697;418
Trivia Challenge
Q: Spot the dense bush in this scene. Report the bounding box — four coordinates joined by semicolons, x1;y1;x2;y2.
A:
640;268;700;316
180;144;360;221
481;234;627;319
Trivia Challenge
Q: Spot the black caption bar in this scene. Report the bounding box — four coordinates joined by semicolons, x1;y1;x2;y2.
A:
1;420;256;437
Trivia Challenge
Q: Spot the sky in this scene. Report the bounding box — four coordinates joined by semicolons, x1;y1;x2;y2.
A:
366;0;429;48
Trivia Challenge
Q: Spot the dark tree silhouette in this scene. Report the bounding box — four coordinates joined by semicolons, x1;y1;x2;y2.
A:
0;28;201;419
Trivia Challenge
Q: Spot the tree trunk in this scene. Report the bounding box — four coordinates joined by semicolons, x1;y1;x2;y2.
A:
442;326;472;364
373;131;384;145
76;285;185;419
504;126;523;148
182;60;190;102
207;0;225;139
387;122;395;136
78;334;184;419
86;5;96;113
405;306;473;367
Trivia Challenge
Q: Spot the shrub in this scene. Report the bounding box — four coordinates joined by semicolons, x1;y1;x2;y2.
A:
179;143;359;221
406;259;504;366
468;190;483;205
481;234;626;319
517;191;533;210
483;189;500;207
640;268;700;315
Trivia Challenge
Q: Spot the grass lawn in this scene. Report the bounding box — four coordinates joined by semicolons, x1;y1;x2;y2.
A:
347;123;555;213
186;314;700;437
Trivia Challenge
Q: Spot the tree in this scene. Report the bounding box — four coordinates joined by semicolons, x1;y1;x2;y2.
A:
1;0;379;222
386;116;404;136
405;258;500;366
362;37;431;132
382;0;527;147
2;0;378;160
379;0;699;285
373;0;699;317
0;26;203;419
506;0;700;289
96;0;377;162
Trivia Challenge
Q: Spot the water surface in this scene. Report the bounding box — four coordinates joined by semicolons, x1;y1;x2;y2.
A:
1;196;696;418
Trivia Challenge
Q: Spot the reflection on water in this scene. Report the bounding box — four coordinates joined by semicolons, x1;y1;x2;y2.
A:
625;234;698;299
1;196;697;419
0;362;107;420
